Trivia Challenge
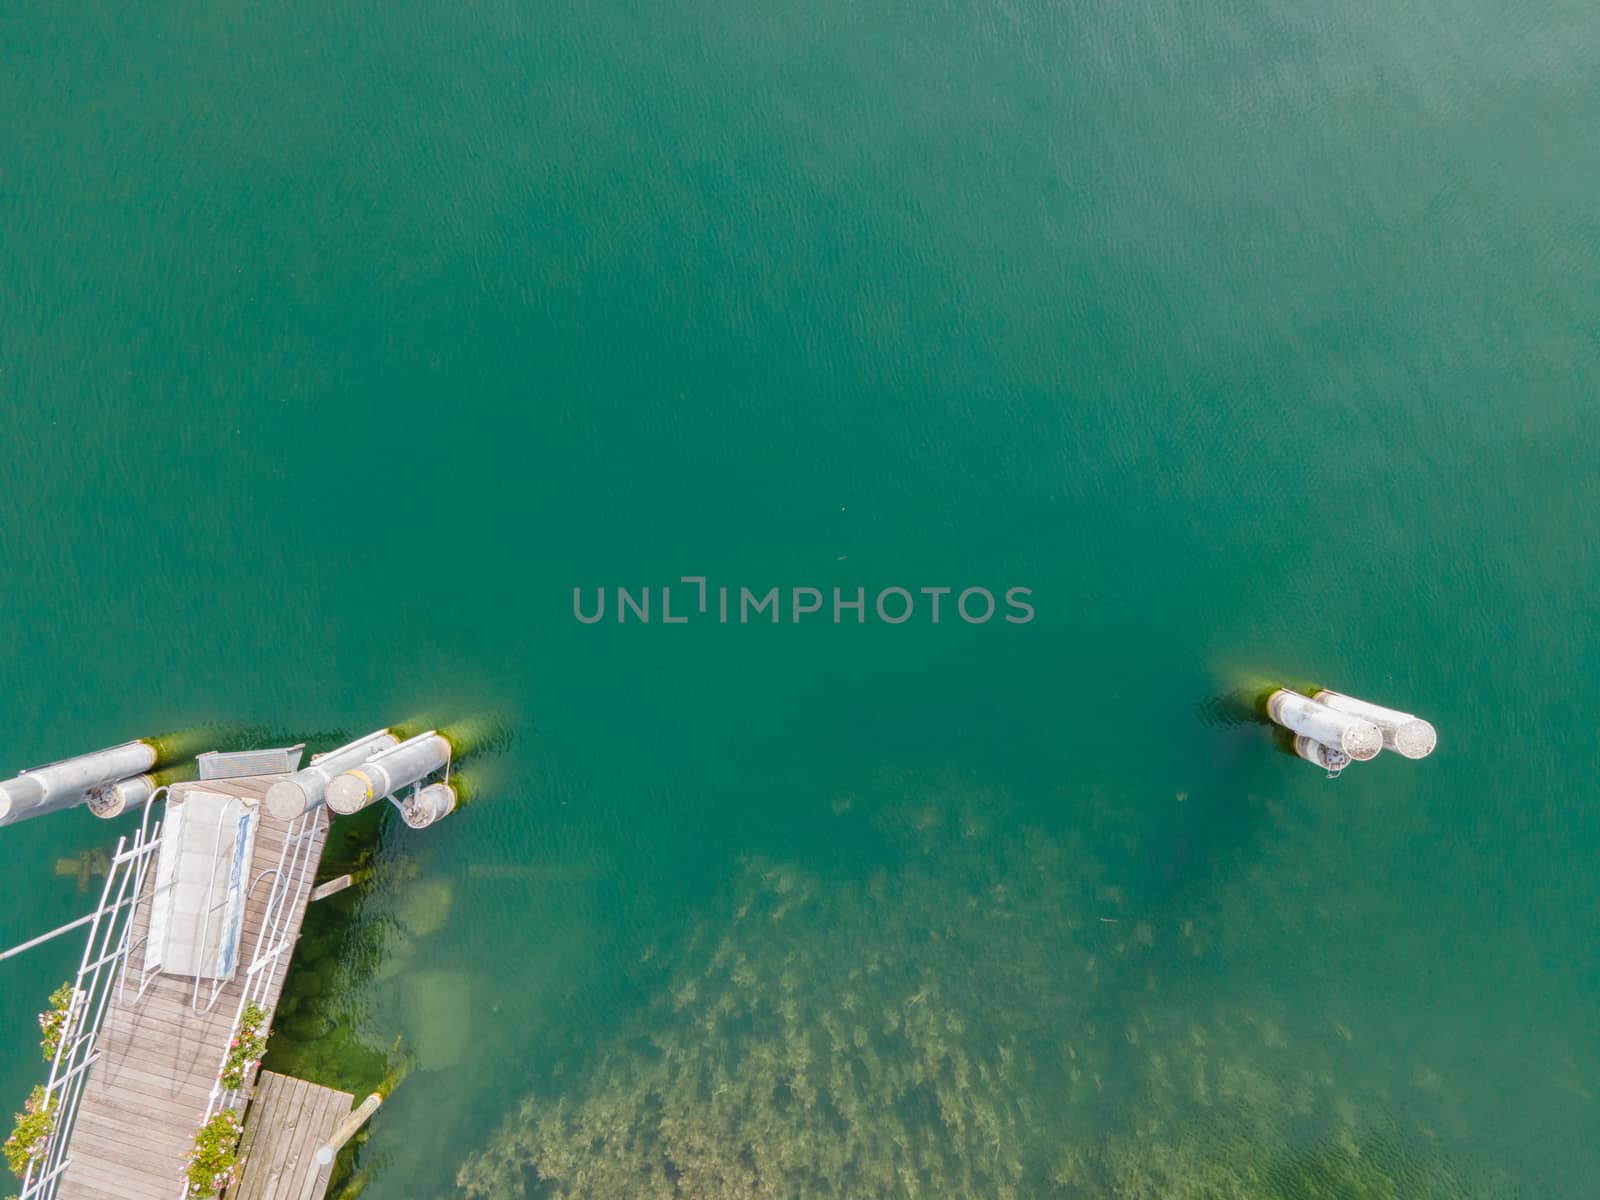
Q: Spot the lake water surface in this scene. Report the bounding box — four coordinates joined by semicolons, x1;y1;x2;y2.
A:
2;0;1597;1195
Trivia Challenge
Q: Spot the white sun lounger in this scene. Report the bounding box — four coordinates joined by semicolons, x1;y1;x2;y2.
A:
144;790;259;987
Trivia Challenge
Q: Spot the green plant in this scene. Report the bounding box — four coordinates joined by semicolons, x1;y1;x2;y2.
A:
38;983;81;1063
219;1003;271;1091
4;1087;56;1178
185;1108;243;1198
457;775;1497;1200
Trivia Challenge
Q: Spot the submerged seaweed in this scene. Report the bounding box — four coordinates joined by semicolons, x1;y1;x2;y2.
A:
263;812;428;1191
456;774;1500;1200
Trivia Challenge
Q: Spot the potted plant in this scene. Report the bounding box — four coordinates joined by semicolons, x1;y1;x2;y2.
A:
219;1003;271;1092
3;1087;56;1179
184;1108;243;1198
38;983;84;1063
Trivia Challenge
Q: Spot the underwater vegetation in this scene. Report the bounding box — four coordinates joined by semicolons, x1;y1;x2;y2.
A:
261;813;435;1190
456;775;1504;1200
1049;1129;1478;1200
264;824;393;1092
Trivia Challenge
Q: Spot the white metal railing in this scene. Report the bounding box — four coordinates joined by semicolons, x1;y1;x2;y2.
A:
185;804;326;1195
8;789;326;1200
17;788;169;1200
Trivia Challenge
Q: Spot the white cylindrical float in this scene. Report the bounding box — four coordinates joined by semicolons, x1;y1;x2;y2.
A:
1293;735;1349;775
0;740;159;827
396;782;457;829
1266;690;1383;762
264;730;400;820
315;1092;383;1166
1312;691;1436;760
86;773;157;820
324;733;451;816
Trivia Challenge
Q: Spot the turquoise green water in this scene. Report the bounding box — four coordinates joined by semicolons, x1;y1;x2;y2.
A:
2;0;1597;1195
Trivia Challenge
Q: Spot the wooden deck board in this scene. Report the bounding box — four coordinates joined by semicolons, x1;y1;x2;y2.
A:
232;1072;352;1200
57;777;336;1200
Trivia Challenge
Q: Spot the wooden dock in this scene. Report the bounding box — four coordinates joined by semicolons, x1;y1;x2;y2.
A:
56;775;338;1200
231;1072;354;1200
